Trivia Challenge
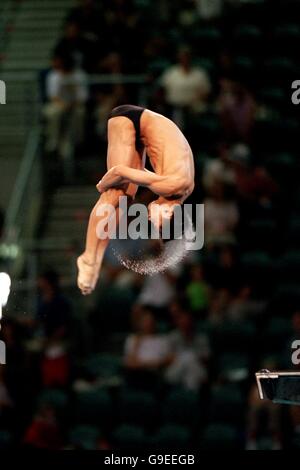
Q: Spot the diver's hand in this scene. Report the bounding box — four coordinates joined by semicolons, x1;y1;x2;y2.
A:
96;166;123;193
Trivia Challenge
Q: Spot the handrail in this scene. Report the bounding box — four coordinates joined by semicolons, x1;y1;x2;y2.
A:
1;72;148;84
4;125;41;242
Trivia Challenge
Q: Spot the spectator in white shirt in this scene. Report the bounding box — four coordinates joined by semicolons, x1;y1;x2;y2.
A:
165;310;210;391
204;181;239;245
160;46;211;123
194;0;223;21
43;53;88;159
124;310;171;373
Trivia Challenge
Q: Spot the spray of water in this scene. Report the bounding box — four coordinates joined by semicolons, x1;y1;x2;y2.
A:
113;215;195;275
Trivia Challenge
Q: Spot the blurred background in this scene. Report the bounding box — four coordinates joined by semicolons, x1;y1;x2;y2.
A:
0;0;300;451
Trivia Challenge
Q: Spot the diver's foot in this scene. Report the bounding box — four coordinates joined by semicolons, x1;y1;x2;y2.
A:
77;255;99;296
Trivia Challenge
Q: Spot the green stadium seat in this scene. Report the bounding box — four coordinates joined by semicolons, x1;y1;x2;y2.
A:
193;57;215;75
264;153;299;185
233;56;256;77
263;317;293;352
152;424;191;448
270;284;300;314
273;24;300;53
84;353;122;380
276;251;300;283
200;423;239;450
113;424;146;450
188;113;221;151
288;217;300;248
0;430;12;449
190;27;221;54
96;286;135;332
148;58;172;77
211;320;256;354
254;117;299;152
117;389;158;427
209;384;245;425
264;57;295;84
233;25;262;52
241;252;273;282
69;425;100;450
163;388;200;428
259;87;287;110
243;218;277;251
38;389;68;410
217;353;250;382
74;389;112;426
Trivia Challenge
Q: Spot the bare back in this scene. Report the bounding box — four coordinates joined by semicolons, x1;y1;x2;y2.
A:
140;109;195;196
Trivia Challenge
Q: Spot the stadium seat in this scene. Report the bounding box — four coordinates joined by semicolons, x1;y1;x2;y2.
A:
276;251;300;283
200;423;239;450
74;389;112;426
38;389;68;410
288;217;300;248
84;353;122;381
187;113;221;151
117;389;158;428
233;25;262;53
259;87;287;111
211;320;256;354
163;388;200;428
242;218;277;251
241;252;274;289
254;117;299;152
190;26;221;55
270;284;300;314
263;317;293;352
233;56;256;78
0;430;12;449
148;58;172;77
152;424;191;448
209;384;245;425
112;424;146;450
263;57;295;85
273;24;300;54
193;57;216;76
69;425;100;450
264;153;299;186
96;286;135;332
217;353;250;382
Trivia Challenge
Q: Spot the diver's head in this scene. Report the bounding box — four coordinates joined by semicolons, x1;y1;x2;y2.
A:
148;198;183;241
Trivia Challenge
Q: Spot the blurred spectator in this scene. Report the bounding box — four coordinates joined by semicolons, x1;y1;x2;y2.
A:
94;52;128;138
204;181;239;244
54;20;99;72
124;310;170;371
37;270;72;387
226;143;278;204
207;287;231;324
23;403;63;449
165;310;210;391
194;0;224;21
67;0;105;41
227;286;265;320
160;46;211;123
43;53;88;158
206;245;241;291
37;270;72;341
202;144;236;194
0;365;13;420
218;79;257;142
136;263;179;313
185;264;210;313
